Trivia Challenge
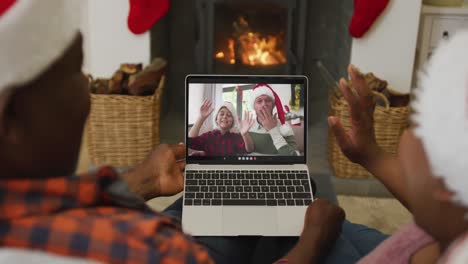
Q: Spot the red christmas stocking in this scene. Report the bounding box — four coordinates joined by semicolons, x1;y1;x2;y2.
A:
0;0;16;17
349;0;390;38
128;0;170;35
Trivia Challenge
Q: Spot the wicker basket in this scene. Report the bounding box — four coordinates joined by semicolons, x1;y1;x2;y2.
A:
328;90;410;178
86;76;165;167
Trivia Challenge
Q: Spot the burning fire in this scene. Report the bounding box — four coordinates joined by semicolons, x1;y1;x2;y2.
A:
215;17;286;66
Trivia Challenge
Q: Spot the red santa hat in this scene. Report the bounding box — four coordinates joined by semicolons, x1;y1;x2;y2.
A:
251;84;293;137
251;84;286;124
0;0;81;92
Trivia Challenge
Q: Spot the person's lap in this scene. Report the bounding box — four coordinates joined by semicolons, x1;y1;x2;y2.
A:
162;198;294;263
162;198;388;264
322;221;389;264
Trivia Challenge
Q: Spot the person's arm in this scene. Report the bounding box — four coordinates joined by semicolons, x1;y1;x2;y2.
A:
266;127;298;156
328;64;410;209
258;107;298;156
189;100;213;138
238;110;255;152
361;148;408;208
187;133;209;152
276;135;298;156
242;133;255;152
189;116;207;138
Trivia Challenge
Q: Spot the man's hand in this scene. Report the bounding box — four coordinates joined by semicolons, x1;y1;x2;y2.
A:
328;64;381;167
200;100;214;120
238;110;254;136
285;199;345;263
258;106;277;131
122;144;186;200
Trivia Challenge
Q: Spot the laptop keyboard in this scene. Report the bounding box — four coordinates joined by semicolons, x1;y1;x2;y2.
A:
184;170;313;206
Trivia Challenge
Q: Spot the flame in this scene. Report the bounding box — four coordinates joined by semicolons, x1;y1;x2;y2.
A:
228;39;235;64
215;17;286;66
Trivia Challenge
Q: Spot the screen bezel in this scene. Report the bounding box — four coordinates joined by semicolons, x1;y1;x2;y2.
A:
185;75;308;165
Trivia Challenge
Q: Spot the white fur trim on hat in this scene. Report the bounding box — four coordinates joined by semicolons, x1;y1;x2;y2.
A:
440;232;468;264
0;0;81;91
279;124;294;137
251;86;275;109
213;101;238;131
412;30;468;208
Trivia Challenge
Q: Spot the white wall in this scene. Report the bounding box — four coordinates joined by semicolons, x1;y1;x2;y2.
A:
271;84;292;109
350;0;422;93
188;83;205;124
80;0;150;77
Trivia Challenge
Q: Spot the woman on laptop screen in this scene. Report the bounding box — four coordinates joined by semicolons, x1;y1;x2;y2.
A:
188;100;254;156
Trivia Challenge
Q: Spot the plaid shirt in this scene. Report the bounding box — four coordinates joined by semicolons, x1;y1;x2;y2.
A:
188;130;246;156
0;167;213;264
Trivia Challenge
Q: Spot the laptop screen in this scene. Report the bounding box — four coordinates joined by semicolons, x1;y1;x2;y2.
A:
186;75;307;164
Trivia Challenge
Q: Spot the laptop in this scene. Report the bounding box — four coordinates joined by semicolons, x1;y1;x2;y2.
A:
182;75;313;236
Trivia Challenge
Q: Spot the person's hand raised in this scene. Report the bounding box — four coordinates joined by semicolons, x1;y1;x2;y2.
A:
258;106;277;131
328;64;381;166
199;100;214;120
238;110;255;136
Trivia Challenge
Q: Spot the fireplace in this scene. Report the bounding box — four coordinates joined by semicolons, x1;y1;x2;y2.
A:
194;0;307;74
151;1;353;118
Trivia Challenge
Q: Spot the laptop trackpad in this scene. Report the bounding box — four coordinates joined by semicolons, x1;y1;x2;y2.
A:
222;207;278;236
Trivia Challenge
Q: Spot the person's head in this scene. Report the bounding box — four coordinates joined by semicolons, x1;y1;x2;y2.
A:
214;102;237;133
250;84;293;137
251;85;275;116
254;94;275;115
400;30;468;249
0;1;87;178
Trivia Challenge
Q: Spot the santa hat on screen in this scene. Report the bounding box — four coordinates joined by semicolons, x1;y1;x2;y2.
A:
251;84;293;137
0;0;81;92
412;30;468;210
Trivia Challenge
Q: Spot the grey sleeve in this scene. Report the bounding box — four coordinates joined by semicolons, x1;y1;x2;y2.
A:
277;135;298;156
